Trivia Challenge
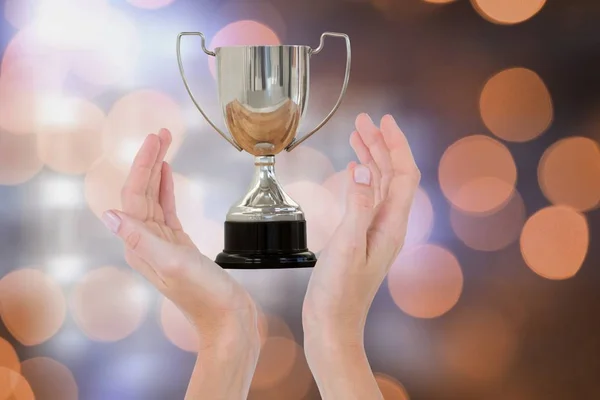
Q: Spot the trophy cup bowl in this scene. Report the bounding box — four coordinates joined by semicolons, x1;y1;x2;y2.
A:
176;31;351;269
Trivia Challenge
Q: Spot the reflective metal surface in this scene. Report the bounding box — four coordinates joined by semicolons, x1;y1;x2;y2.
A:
227;156;304;222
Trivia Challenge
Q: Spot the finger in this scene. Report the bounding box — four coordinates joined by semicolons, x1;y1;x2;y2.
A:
356;113;394;199
380;114;418;175
121;134;160;220
350;130;383;204
159;161;183;231
148;128;173;221
338;162;376;245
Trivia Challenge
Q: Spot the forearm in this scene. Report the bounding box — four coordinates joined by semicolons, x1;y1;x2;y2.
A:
185;326;260;400
304;326;383;400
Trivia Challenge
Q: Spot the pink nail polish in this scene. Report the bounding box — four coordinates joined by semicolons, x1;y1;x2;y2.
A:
101;211;122;234
353;165;371;185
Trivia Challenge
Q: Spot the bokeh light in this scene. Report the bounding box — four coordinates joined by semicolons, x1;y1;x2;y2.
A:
538;137;600;211
451;190;525;251
84;157;128;218
439;307;518;385
520;206;589;280
102;90;186;168
423;0;456;3
388;244;463;319
0;130;44;186
471;0;547;25
159;297;199;353
0;367;34;400
480;67;553;142
21;357;78;400
375;373;410;400
404;187;435;246
71;266;150;342
258;314;295;345
0;337;20;373
126;0;176;10
277;146;336;185
0;269;66;346
208;20;280;78
439;135;517;214
251;337;298;390
284;180;343;253
36;97;105;175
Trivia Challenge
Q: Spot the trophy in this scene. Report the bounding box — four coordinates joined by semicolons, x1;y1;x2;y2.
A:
176;31;351;269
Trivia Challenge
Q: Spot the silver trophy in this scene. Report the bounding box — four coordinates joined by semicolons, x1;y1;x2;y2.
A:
176;31;351;269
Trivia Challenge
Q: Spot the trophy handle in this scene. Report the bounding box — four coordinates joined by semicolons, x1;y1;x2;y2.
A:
176;32;243;151
285;32;351;152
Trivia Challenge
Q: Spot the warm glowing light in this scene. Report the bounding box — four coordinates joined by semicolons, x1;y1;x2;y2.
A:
439;135;517;214
84;157;128;218
0;337;20;373
374;373;410;400
102;90;186;168
388;244;463;319
126;0;176;9
277;146;336;185
0;367;33;400
480;67;553;142
423;0;456;3
284;181;343;253
208;20;280;78
259;314;295;344
70;266;150;342
40;177;85;209
539;137;600;211
439;307;517;384
0;131;44;186
520;206;588;280
21;357;78;400
471;0;547;25
251;337;298;390
0;269;66;346
405;187;435;246
159;297;199;353
36;97;105;175
322;170;347;212
451;190;525;251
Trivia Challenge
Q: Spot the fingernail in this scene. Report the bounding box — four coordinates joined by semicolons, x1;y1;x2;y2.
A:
101;210;121;234
353;165;371;185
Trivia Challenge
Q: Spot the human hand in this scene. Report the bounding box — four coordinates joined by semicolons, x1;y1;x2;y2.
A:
100;129;259;399
302;114;420;399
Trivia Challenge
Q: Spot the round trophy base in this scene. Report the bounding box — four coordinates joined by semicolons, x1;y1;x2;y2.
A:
215;220;317;269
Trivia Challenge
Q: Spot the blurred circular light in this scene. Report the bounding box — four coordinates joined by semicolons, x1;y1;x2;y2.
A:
71;266;150;342
0;269;66;346
36;97;105;175
277;146;335;185
159;297;199;353
471;0;547;25
423;0;456;3
322;170;347;211
251;337;297;390
0;367;34;400
405;187;435;246
102;90;186;168
539;137;600;211
259;314;295;344
387;244;463;319
84;157;128;218
21;357;78;400
439;135;517;214
127;0;176;9
480;67;553;142
520;206;588;280
439;307;517;384
284;180;343;253
0;337;20;373
0;131;44;186
374;373;410;400
208;21;280;79
451;190;525;251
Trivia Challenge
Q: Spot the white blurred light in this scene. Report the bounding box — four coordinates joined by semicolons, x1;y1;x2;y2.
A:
41;176;84;208
128;282;151;308
37;96;78;127
115;137;146;167
46;254;85;285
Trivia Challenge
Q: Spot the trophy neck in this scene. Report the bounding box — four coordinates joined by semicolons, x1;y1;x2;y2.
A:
225;156;305;222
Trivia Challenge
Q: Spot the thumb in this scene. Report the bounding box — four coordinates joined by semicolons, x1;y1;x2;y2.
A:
339;162;376;236
101;209;176;268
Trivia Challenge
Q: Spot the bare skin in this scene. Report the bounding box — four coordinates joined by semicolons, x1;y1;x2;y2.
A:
101;113;419;400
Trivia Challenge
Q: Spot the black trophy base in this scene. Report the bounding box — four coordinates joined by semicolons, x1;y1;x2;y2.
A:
215;220;317;270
